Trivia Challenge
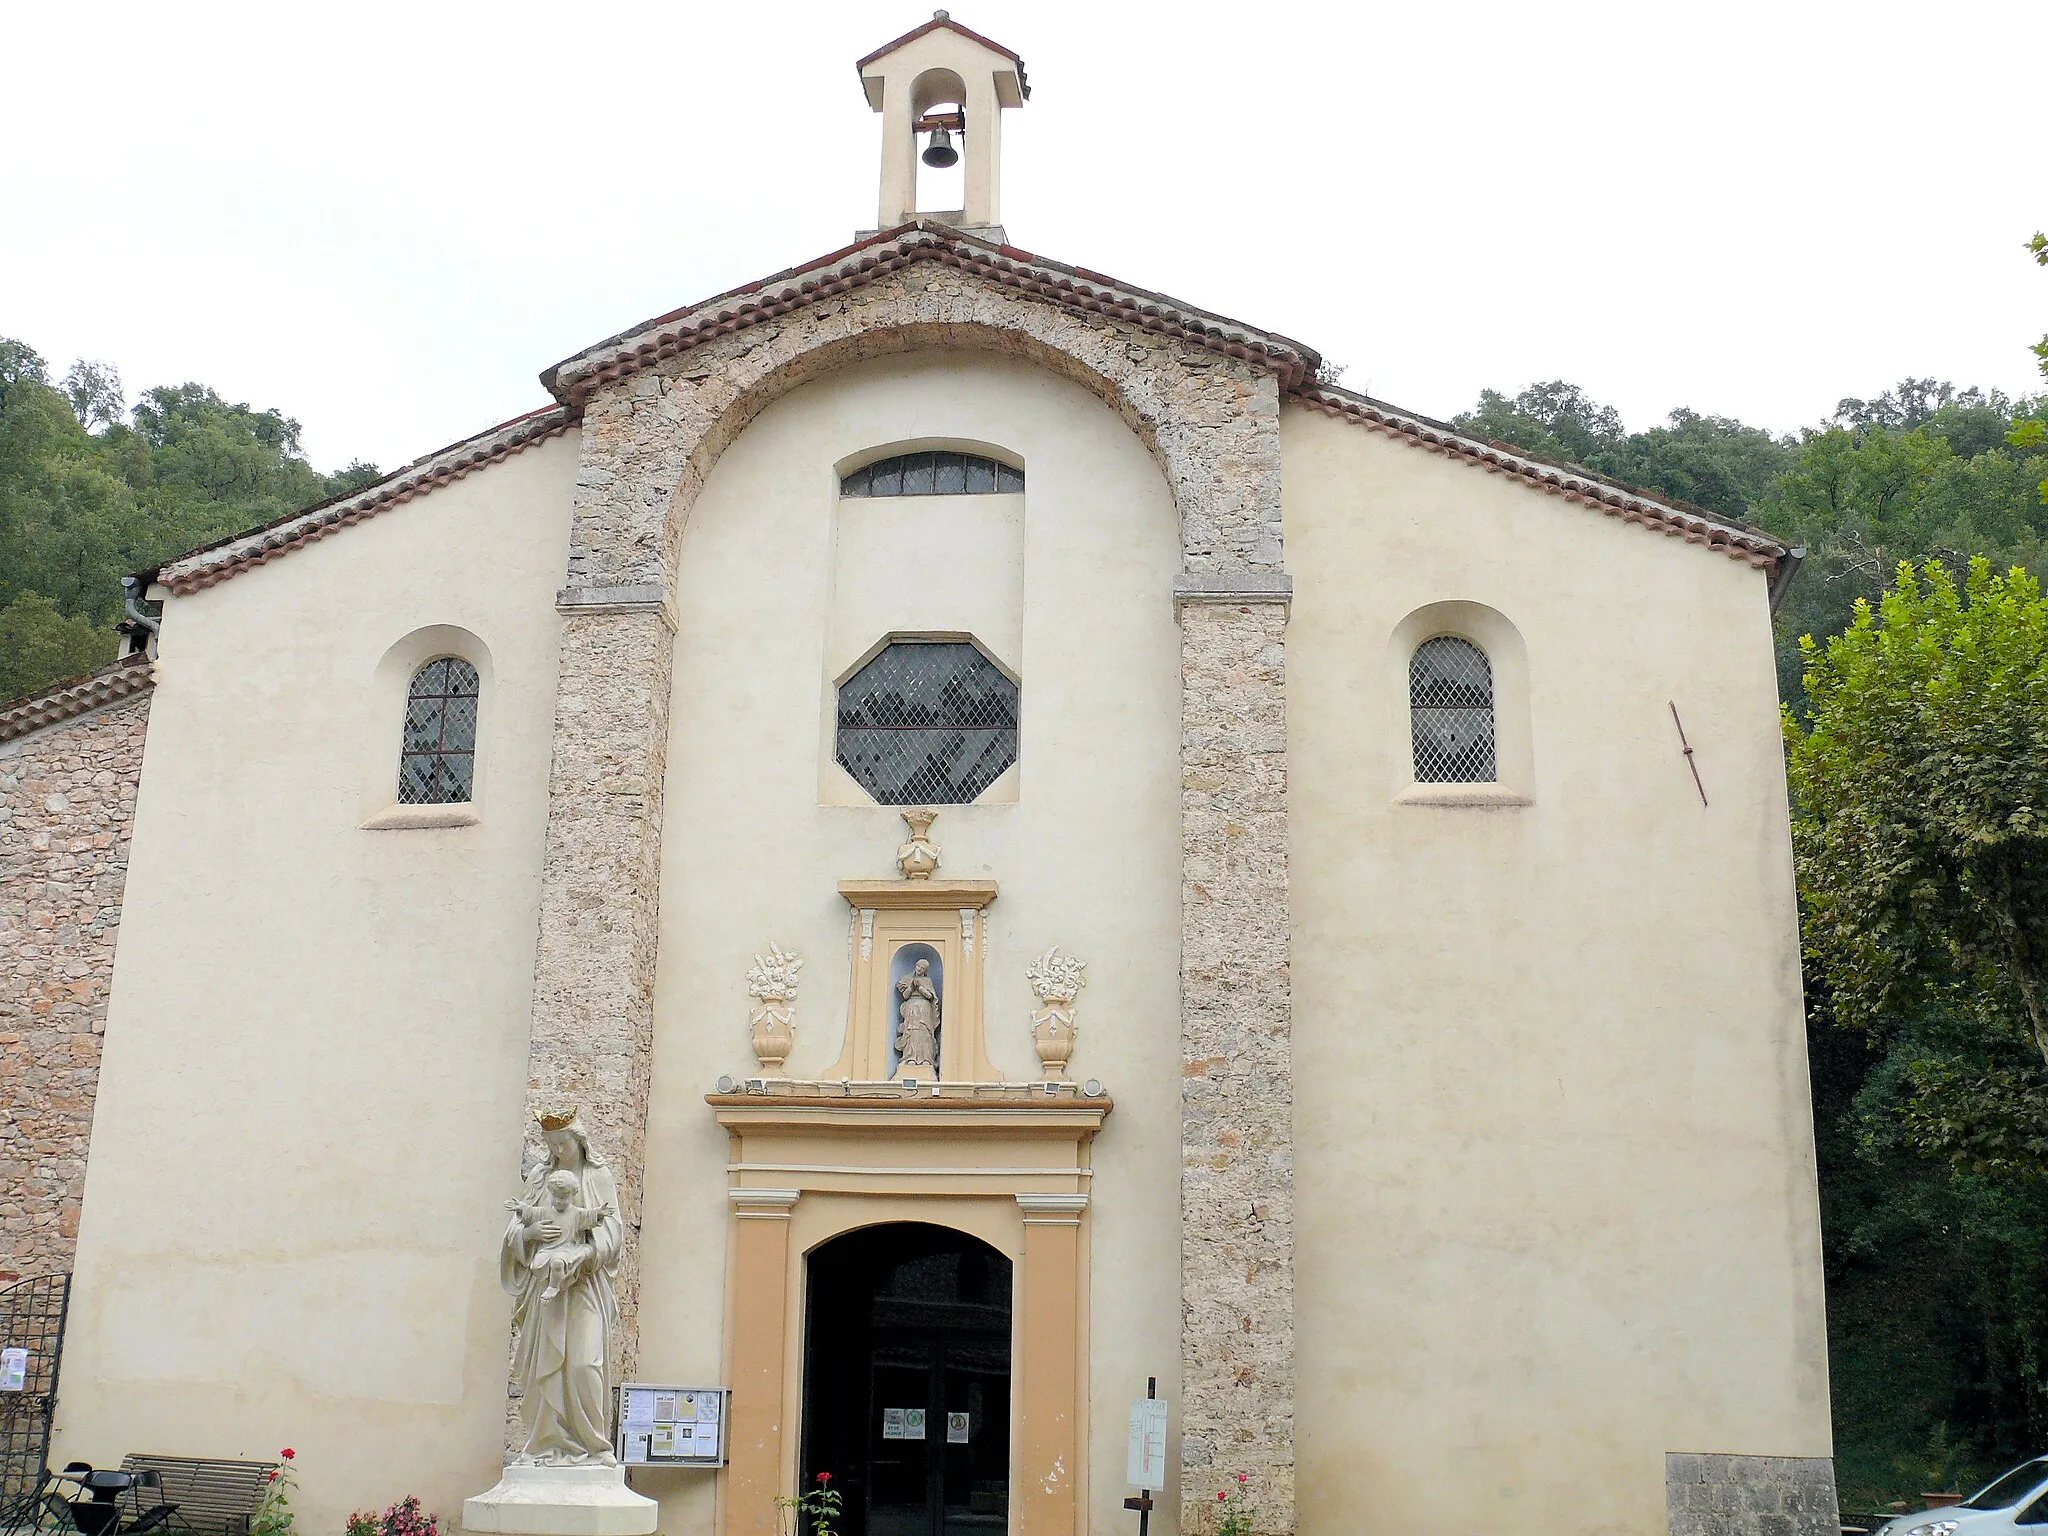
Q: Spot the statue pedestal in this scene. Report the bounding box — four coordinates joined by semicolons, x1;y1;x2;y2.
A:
462;1466;658;1536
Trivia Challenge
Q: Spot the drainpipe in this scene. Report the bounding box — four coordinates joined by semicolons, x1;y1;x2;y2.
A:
119;573;161;660
1768;546;1806;616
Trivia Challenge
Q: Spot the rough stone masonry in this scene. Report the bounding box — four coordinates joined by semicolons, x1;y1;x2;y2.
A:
525;241;1302;1531
0;688;151;1279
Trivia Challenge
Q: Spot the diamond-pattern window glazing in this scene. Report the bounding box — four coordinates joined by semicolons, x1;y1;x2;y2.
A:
836;641;1019;805
1410;636;1495;784
841;451;1023;497
398;657;480;805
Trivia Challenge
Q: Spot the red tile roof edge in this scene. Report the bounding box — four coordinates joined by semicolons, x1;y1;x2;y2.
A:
0;653;156;744
1289;384;1789;575
855;16;1030;97
541;224;1323;406
158;405;572;596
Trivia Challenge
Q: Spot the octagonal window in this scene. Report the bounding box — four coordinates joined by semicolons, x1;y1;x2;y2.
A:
836;640;1019;805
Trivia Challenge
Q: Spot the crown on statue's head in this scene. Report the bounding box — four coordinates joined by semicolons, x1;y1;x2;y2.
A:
535;1106;579;1133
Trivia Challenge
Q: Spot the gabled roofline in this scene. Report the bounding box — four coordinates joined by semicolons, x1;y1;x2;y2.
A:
541;222;1323;408
158;404;572;595
1291;382;1789;571
0;653;156;743
150;225;1787;601
856;15;1030;99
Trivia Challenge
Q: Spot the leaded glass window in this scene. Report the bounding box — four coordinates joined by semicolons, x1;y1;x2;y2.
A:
399;657;480;805
841;451;1023;497
1410;637;1495;784
836;641;1019;805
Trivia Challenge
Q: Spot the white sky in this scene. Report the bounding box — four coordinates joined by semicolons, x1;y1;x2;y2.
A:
4;0;2043;474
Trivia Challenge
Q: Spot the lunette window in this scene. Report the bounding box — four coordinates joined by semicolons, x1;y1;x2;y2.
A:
399;657;480;804
841;451;1023;497
1409;636;1496;783
836;641;1019;805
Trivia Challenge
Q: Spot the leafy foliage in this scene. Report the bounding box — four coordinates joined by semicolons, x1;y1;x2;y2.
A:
1787;560;2048;1175
0;335;376;704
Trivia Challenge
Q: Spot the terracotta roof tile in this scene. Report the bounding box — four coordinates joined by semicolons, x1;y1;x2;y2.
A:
0;654;155;744
855;15;1030;98
159;405;571;596
542;223;1322;407
154;224;1787;597
1292;384;1788;573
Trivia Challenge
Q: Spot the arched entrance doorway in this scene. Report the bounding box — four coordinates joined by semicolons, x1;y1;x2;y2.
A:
803;1223;1012;1536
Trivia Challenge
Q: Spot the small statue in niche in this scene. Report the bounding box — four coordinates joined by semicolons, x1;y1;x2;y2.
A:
746;944;803;1073
1027;945;1088;1079
895;957;942;1081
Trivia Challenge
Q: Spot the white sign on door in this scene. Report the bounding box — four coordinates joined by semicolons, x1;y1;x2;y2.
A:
883;1408;927;1441
1127;1397;1168;1489
0;1349;26;1393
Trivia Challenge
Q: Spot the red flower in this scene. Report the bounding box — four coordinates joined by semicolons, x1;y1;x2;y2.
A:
816;1472;831;1484
266;1472;279;1483
1236;1474;1248;1483
1217;1492;1227;1502
281;1449;296;1460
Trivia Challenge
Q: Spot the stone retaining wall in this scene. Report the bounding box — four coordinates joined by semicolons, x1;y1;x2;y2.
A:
0;692;150;1277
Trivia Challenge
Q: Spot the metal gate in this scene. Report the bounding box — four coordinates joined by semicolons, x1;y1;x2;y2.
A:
0;1274;71;1517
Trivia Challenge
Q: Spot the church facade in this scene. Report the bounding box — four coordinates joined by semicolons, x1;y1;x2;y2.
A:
37;17;1831;1536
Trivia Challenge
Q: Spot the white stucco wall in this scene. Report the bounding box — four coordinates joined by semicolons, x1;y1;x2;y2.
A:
54;433;580;1526
634;350;1187;1536
1281;403;1829;1536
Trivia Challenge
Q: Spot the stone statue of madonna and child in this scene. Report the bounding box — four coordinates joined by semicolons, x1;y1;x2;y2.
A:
462;1107;655;1536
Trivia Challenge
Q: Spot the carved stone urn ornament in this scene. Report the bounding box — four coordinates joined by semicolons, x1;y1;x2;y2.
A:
1027;945;1088;1079
896;808;941;880
745;944;803;1073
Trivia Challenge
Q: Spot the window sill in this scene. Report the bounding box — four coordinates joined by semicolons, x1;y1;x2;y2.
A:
361;804;481;831
1394;784;1532;809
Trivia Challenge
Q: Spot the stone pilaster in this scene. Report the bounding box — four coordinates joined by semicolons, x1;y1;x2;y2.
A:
523;248;1302;1495
1177;595;1295;1535
523;595;674;1388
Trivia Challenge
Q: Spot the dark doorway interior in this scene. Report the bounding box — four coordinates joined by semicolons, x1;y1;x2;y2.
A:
803;1223;1012;1536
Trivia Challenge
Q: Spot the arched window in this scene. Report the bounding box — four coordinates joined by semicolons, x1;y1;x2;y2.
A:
1410;637;1495;784
399;657;480;804
841;451;1023;497
836;640;1019;804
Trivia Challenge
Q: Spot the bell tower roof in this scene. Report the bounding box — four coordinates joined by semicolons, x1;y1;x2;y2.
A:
857;11;1028;242
856;11;1029;107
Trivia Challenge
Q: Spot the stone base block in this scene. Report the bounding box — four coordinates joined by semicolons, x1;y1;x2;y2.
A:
462;1465;658;1536
1667;1452;1839;1536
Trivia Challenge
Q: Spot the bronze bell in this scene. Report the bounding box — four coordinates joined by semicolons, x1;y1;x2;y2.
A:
922;127;959;168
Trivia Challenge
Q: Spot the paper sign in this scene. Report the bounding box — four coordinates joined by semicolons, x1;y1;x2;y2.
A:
883;1408;927;1440
946;1412;970;1445
1127;1398;1168;1489
0;1349;26;1393
617;1384;726;1463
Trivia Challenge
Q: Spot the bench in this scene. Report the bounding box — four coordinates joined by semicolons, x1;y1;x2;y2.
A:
116;1458;278;1536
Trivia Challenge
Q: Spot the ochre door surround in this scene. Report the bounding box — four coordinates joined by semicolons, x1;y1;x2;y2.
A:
712;1091;1107;1536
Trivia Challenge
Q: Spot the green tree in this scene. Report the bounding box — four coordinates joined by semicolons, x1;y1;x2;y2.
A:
1453;379;1624;465
0;336;381;703
0;593;115;701
1787;559;2048;1176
